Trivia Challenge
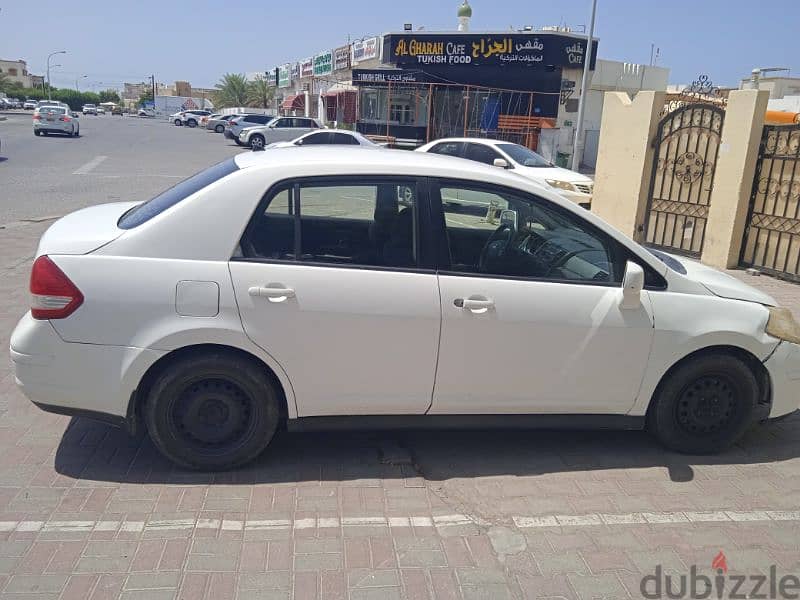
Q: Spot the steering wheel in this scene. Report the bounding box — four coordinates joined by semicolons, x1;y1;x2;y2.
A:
533;242;593;278
478;224;515;272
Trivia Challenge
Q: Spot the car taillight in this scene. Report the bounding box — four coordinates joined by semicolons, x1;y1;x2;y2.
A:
30;256;84;320
60;116;71;122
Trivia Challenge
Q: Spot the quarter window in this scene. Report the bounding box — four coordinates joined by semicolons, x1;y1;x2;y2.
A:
436;183;618;283
244;180;418;269
429;141;463;157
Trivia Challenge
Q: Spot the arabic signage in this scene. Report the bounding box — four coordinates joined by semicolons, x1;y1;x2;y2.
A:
313;51;333;76
334;45;351;71
352;37;380;64
384;33;597;69
290;63;300;81
352;69;436;85
265;69;278;87
300;58;313;78
278;64;291;88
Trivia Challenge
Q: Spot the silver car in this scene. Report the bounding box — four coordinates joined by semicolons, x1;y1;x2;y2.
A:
206;113;239;133
239;116;323;149
33;105;80;137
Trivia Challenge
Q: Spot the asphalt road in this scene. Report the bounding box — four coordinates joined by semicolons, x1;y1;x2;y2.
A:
0;112;244;225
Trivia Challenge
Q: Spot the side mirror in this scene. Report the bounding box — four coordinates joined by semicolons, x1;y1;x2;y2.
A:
499;209;518;230
295;139;303;146
620;261;645;309
493;158;510;169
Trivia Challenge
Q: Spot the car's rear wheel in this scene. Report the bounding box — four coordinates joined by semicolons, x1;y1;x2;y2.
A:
215;124;224;133
174;119;182;126
249;134;265;150
144;352;281;470
648;353;759;454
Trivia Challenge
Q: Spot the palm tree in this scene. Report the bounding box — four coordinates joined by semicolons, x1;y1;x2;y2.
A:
212;73;249;108
247;76;275;109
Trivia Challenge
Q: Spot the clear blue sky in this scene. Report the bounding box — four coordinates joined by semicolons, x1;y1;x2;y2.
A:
1;0;796;91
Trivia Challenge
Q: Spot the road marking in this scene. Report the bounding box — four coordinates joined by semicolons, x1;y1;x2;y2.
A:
2;510;799;538
72;155;108;175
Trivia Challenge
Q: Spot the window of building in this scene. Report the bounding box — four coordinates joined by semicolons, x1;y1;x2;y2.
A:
358;88;429;128
8;68;18;76
243;179;418;269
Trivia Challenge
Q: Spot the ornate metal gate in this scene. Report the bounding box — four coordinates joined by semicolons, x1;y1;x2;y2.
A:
643;104;725;257
740;124;800;280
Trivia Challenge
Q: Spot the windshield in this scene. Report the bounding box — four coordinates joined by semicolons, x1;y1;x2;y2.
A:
497;143;552;168
118;158;239;229
646;247;687;274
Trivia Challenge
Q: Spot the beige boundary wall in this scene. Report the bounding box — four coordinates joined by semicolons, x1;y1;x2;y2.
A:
592;89;770;269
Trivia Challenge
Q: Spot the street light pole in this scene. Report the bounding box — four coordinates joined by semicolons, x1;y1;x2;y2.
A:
571;0;597;172
46;50;66;101
75;74;87;92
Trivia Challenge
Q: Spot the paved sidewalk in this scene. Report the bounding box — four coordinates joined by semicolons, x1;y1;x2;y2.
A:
0;222;799;599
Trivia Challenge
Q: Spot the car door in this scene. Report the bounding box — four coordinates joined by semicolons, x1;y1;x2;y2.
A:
430;179;656;415
265;117;292;142
229;176;441;416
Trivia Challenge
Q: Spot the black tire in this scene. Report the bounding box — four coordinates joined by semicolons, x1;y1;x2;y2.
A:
249;134;265;150
144;352;281;470
187;119;197;128
174;119;182;126
215;124;224;133
34;130;40;136
234;139;244;146
648;353;759;454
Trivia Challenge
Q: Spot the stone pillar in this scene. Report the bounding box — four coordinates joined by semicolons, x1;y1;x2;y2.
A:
592;91;665;242
702;90;770;269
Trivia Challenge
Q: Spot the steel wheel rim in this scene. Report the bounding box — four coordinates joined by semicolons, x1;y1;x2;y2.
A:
169;377;256;455
675;374;737;435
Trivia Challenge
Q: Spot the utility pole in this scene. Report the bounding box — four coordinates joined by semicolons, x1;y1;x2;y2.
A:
571;0;597;172
46;50;66;101
150;74;156;101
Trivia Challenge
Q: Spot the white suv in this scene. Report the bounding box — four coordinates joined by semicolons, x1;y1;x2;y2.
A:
239;116;322;149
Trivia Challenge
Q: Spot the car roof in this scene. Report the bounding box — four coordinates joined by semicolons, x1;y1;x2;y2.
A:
423;137;511;146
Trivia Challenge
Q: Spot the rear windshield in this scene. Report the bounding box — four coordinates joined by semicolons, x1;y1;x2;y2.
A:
118;158;239;229
39;107;66;115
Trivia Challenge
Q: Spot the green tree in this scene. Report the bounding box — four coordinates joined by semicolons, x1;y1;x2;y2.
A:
0;72;11;94
213;73;249;108
137;89;154;106
99;89;121;104
247;76;275;109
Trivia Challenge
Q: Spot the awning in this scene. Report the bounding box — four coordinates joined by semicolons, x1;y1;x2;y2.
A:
281;94;304;110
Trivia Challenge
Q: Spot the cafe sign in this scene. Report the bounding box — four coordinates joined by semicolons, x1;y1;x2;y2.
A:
313;50;333;76
278;64;291;88
352;36;379;64
386;33;597;69
300;58;313;78
334;45;351;71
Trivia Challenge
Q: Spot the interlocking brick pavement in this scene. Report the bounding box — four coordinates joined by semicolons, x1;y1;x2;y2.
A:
0;221;799;599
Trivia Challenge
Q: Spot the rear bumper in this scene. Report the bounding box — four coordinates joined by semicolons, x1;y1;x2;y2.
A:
10;312;164;427
764;341;800;418
33;123;72;133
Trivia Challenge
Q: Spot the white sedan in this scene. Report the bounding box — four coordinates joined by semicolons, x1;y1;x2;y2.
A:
416;138;594;208
10;148;800;469
257;129;379;151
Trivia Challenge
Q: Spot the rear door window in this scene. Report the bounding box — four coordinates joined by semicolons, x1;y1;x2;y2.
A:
118;158;239;229
429;141;464;157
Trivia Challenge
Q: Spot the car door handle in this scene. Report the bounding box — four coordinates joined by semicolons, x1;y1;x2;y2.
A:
248;285;295;301
454;297;494;312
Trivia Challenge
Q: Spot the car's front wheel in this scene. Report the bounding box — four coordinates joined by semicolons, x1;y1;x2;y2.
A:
187;119;197;128
144;352;281;470
33;130;40;136
174;119;182;126
648;353;760;454
249;134;265;150
215;124;224;133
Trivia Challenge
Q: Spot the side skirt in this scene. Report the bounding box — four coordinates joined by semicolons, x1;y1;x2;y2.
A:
287;414;645;433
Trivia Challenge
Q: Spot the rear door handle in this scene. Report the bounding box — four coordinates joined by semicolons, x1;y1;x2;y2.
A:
248;285;295;302
454;297;494;313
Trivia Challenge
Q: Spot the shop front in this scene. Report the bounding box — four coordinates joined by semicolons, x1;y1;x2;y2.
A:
353;31;597;149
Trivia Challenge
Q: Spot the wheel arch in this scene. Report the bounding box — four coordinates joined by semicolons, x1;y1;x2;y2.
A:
126;343;291;435
644;344;771;419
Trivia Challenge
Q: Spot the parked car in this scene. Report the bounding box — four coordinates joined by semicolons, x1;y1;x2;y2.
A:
417;138;594;209
181;110;213;128
10;147;800;469
238;116;322;149
223;114;276;144
111;105;123;116
206;113;239;133
96;106;106;115
23;100;37;110
33;105;80;137
137;108;155;117
170;111;186;125
254;128;378;151
0;98;10;110
82;104;97;115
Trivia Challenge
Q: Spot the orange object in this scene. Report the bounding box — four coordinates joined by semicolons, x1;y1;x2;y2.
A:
765;110;800;125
